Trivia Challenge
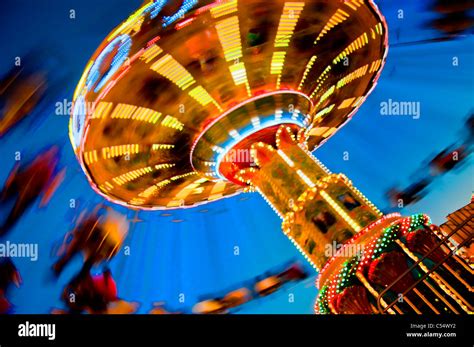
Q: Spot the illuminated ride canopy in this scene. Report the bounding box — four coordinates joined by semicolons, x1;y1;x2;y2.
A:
70;0;387;213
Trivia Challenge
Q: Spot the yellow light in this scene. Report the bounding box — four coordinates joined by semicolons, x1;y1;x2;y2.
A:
215;16;251;96
375;22;383;35
140;45;163;64
170;172;197;181
150;54;195;90
307;126;336;138
269;2;305;89
112;166;153;186
210;0;237;18
298;55;317;90
151;144;174;150
344;0;364;12
320;190;361;232
369;59;382;73
314;104;335;120
110;163;175;186
132;107;162;123
154;163;175;170
277;149;295;168
106;3;151;41
107;103;163;124
274;2;305;48
270;51;286;75
161;115;184;131
336;64;368;89
101;144;140;159
338;97;356;109
297;169;315;187
229;63;250;90
333;32;369;64
310;65;332;98
91;101;113;119
352;96;365;108
316;85;335;106
110;103;137;119
314;9;350;43
188;86;223;111
83;150;99;165
215;16;242;62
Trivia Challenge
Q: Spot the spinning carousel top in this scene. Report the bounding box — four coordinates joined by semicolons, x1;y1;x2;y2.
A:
69;0;388;210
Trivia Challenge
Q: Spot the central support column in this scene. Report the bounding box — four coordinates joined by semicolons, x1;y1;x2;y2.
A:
238;126;382;269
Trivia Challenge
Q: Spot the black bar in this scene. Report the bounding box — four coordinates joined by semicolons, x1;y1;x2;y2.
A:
0;314;471;346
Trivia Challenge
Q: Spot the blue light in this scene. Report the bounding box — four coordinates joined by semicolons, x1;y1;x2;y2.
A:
162;0;198;27
147;0;167;19
86;34;131;93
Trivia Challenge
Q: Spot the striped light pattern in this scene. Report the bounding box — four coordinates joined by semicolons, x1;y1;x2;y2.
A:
270;51;287;76
99;181;114;192
150;54;195;90
215;15;251;96
137;177;175;199
310;65;332;98
161;115;184;131
314;9;350;43
101;144;140;159
84;150;99;165
298;55;317;90
90;143;174;163
344;0;365;11
188;86;223;111
313;104;335;121
107;4;154;40
140;45;163;63
229;63;251;95
336;64;369;89
110;104;162;124
91;101;113;119
369;59;383;73
270;2;305;88
110;104;136;119
215;16;242;62
210;0;238;18
374;22;383;35
316;85;335;106
274;2;305;48
333;32;369;64
112;163;175;186
112;166;154;186
152;144;174;150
